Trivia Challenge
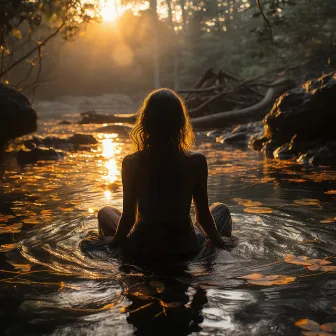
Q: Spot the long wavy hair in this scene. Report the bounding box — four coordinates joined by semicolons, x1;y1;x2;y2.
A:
130;88;195;156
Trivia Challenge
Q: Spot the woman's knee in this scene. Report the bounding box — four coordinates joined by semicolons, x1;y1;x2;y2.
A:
98;206;112;222
210;202;231;215
98;206;120;224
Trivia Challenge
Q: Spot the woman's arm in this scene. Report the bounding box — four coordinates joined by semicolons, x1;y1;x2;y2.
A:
192;154;227;248
110;155;137;247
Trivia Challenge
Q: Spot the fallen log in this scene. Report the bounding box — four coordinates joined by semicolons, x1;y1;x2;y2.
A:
191;78;295;130
78;111;136;124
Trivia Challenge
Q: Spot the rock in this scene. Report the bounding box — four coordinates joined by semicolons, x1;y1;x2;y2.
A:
251;72;336;166
42;137;74;149
68;134;97;145
78;110;136;124
94;124;132;136
20;134;97;151
273;143;296;160
0;84;37;150
217;132;247;144
206;130;223;140
297;141;336;167
216;121;263;145
17;147;65;165
22;136;44;149
58;120;72;125
22;136;73;150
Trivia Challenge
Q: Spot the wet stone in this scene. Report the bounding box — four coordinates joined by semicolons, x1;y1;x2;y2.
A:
0;84;37;150
251;72;336;166
17;147;65;165
215;122;263;146
273;143;296;160
68;134;97;145
58;120;72;125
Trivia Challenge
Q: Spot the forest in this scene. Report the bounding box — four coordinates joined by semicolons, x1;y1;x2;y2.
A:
0;0;335;99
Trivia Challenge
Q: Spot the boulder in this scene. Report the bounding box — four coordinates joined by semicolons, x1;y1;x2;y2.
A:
251;72;336;166
0;84;37;150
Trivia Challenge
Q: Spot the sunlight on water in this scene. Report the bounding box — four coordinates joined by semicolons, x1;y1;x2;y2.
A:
104;189;112;200
101;134;122;186
0;123;335;335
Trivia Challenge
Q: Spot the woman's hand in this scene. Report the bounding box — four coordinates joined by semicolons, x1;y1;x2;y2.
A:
103;236;119;248
220;236;238;247
210;236;237;248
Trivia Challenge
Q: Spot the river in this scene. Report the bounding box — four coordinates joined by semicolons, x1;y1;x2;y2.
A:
0;120;335;335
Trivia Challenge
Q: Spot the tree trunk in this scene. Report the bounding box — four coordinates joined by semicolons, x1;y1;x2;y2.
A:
151;0;160;89
166;0;179;90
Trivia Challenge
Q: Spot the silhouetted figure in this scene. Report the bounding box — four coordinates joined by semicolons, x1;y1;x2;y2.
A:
98;88;235;263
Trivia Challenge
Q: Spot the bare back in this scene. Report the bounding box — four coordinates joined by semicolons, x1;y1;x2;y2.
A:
121;151;206;260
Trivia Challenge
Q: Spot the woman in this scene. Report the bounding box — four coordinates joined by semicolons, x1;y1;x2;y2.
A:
98;88;235;262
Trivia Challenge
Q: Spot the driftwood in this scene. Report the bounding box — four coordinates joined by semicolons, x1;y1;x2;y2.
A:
191;78;295;130
176;64;300;129
77;65;299;128
179;69;268;118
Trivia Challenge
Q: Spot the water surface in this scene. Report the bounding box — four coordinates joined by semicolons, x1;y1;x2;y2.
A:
0;121;335;335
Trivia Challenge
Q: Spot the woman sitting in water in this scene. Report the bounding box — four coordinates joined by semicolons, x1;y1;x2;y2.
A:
97;88;235;262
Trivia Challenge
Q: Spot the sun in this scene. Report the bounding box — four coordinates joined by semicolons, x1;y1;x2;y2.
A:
100;0;119;21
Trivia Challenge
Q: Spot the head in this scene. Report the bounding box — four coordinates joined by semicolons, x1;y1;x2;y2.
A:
130;88;194;154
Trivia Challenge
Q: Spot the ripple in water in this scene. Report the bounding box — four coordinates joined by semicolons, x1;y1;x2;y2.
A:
0;123;335;335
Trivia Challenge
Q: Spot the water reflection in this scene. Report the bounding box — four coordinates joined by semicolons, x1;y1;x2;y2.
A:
120;265;208;335
0;124;335;335
100;134;123;200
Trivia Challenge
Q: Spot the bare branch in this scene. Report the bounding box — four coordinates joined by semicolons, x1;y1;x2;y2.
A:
15;45;42;90
0;22;65;78
20;46;43;92
256;0;273;44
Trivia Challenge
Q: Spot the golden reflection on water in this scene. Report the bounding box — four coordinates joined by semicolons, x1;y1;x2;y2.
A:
100;134;123;200
104;190;112;200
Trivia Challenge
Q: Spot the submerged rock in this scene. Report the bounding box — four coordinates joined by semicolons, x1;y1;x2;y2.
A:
68;134;97;145
58;120;72;125
216;121;263;146
42;137;74;149
17;147;65;165
297;141;336;167
251;72;336;166
0;84;37;151
23;136;73;150
20;134;97;154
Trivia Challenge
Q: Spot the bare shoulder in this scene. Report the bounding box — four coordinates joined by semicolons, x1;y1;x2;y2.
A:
122;152;139;169
189;152;207;171
188;151;207;166
123;152;137;162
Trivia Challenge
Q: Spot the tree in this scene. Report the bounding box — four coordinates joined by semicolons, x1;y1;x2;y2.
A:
0;0;100;93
